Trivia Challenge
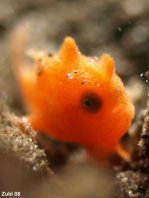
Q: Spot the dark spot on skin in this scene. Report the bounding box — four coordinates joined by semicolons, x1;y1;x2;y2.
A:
73;70;78;74
81;80;86;85
81;92;102;113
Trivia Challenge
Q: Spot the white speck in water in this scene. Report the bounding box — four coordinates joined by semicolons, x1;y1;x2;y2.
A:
146;79;148;83
33;166;37;171
118;27;122;32
67;72;74;79
128;191;133;196
140;73;144;77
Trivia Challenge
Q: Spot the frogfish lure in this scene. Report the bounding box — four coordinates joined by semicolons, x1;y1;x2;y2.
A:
11;36;134;160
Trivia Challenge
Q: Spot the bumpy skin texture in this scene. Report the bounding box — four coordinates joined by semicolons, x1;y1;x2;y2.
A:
14;37;134;160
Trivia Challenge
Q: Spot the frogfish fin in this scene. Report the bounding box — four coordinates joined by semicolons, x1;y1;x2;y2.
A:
99;54;115;79
59;37;79;65
115;142;131;162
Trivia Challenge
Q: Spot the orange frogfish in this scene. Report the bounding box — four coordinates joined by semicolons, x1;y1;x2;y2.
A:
11;36;134;160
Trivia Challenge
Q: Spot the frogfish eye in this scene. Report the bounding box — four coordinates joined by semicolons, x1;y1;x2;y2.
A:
81;92;102;113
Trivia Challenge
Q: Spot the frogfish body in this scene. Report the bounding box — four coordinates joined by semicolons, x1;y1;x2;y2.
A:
12;37;134;160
